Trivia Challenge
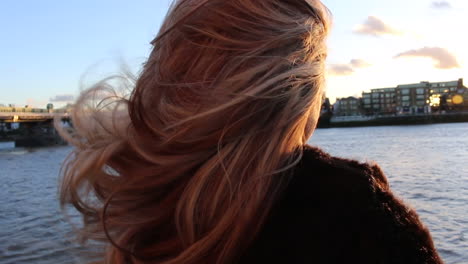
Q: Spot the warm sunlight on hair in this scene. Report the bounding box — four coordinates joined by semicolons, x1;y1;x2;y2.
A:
57;1;330;263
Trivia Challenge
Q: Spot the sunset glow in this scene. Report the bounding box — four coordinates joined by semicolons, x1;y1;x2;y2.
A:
323;0;467;103
0;0;466;107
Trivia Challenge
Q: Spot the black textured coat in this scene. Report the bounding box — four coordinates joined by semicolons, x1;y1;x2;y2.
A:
241;145;443;263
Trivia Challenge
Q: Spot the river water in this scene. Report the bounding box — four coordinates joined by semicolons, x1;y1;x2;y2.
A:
1;123;467;263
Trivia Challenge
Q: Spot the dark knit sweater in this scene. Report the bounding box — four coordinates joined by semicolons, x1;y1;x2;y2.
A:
241;145;443;263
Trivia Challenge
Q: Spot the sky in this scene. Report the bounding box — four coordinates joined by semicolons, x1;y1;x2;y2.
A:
0;0;466;107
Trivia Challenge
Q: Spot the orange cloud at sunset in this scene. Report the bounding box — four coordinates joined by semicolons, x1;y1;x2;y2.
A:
353;16;402;37
328;59;371;76
394;47;460;69
350;59;371;68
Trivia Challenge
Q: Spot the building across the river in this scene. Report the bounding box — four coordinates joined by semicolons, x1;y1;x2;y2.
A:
334;78;468;116
333;96;361;116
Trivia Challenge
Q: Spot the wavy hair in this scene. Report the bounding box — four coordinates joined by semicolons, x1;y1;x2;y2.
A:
58;0;330;263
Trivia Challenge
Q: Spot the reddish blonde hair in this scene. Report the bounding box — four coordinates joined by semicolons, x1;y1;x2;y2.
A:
59;0;330;263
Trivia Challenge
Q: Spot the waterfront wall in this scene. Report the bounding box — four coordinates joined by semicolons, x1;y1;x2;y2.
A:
0;120;67;147
318;112;468;128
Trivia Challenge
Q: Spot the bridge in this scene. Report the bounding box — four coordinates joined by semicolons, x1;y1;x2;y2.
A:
0;107;69;123
0;107;71;147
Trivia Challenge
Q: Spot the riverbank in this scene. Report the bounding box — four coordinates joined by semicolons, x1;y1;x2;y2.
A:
0;133;66;148
317;112;468;128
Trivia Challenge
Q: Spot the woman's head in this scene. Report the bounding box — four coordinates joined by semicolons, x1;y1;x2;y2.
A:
59;0;330;263
133;0;329;150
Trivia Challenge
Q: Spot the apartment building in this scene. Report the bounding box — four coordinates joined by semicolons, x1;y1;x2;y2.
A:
361;78;467;115
333;96;361;116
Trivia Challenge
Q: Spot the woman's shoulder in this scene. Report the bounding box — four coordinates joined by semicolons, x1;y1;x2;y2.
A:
285;145;394;228
289;145;389;201
242;145;443;263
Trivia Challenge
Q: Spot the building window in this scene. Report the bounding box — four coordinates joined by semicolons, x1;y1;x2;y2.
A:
416;88;425;95
402;95;410;101
416;95;425;99
401;89;410;95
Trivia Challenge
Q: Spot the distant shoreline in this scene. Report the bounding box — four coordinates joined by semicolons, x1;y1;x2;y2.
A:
317;112;468;128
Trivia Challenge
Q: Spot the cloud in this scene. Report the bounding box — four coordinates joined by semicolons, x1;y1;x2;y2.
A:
353;16;401;37
328;64;354;76
431;1;451;9
328;59;371;76
394;47;460;69
49;94;75;102
350;59;371;68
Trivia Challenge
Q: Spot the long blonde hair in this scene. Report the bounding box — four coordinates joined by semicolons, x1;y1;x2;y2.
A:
58;0;330;263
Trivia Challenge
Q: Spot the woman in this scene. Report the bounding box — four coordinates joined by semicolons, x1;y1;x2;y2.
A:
59;0;443;263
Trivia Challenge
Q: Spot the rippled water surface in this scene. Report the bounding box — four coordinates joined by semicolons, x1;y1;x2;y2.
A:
0;146;83;264
1;123;467;263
